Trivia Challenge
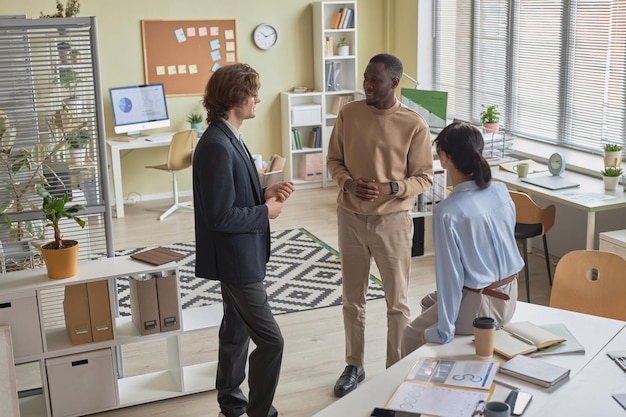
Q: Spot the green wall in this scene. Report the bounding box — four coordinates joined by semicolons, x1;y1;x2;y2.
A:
1;0;417;200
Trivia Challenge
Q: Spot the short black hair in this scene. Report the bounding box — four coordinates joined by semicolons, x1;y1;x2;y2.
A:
369;53;403;79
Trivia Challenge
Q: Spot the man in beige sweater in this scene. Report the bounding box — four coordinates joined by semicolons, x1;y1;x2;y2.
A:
327;53;434;397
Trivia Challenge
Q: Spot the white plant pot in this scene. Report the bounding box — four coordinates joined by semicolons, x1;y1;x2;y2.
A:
69;148;87;165
337;45;349;56
603;175;620;191
604;151;622;168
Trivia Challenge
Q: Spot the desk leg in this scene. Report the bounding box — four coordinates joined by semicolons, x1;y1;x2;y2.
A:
586;212;596;250
111;147;125;218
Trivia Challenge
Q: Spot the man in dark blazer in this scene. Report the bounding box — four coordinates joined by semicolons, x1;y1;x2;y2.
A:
193;63;295;417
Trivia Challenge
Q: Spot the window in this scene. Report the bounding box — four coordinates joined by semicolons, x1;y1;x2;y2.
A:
434;0;626;153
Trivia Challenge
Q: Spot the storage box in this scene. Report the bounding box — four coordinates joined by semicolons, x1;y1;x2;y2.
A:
129;277;160;336
64;284;93;345
46;348;117;417
599;229;626;260
156;274;181;332
298;153;324;181
291;104;322;126
0;291;43;358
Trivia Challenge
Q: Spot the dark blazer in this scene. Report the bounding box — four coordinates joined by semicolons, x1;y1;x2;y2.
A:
193;119;271;284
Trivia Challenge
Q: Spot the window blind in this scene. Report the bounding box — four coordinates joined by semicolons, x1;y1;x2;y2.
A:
434;0;626;154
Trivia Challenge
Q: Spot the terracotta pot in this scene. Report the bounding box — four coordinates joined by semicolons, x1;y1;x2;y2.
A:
40;240;79;279
482;122;500;133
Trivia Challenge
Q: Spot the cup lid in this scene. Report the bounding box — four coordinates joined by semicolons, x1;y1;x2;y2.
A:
473;316;496;329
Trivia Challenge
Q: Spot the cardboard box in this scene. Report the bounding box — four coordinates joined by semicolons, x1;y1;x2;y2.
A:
46;348;117;417
156;275;181;332
129;278;160;336
298;153;323;181
291;104;322;126
0;290;43;357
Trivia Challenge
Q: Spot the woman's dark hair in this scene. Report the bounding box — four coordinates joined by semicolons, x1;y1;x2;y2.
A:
434;122;491;188
203;63;260;122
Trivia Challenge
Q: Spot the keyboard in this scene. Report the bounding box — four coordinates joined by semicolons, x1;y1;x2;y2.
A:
145;134;173;142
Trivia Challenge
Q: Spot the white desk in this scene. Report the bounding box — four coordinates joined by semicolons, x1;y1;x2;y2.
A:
313;302;625;417
491;167;626;250
106;132;175;218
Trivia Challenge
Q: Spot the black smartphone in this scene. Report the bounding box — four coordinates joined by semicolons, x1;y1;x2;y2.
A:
504;390;533;415
370;408;422;417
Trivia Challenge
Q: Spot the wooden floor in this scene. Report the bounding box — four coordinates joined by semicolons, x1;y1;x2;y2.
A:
95;186;556;417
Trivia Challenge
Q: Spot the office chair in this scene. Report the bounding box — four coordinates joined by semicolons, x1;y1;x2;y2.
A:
550;250;626;321
146;129;197;221
509;190;556;302
258;154;285;188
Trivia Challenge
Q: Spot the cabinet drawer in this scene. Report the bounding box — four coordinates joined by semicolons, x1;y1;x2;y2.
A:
46;348;117;417
0;291;43;358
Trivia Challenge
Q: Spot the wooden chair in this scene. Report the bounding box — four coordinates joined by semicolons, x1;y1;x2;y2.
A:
146;129;197;221
509;190;556;302
550;250;626;321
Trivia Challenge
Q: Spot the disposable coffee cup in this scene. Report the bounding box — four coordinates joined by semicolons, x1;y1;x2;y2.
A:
483;401;511;417
473;317;496;359
513;163;529;178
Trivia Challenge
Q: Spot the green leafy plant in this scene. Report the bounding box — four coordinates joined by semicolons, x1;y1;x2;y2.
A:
58;67;80;97
40;0;80;18
604;143;623;152
36;184;85;249
337;37;348;47
186;112;203;124
65;126;91;149
601;167;623;177
480;104;501;124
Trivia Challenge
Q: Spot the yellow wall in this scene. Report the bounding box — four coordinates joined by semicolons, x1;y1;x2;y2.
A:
1;0;417;200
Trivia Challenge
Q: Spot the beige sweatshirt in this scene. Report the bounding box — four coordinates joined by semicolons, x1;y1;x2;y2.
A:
327;99;434;215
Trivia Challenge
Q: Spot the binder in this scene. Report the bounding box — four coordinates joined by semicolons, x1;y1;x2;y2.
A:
64;284;93;345
86;281;113;342
129;278;160;335
156;274;181;332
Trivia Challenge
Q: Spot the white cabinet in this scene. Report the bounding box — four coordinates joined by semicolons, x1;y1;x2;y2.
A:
599;229;626;259
280;1;358;188
0;257;222;417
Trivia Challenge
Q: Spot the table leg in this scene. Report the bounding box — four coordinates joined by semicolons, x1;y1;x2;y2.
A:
586;212;596;250
110;147;125;218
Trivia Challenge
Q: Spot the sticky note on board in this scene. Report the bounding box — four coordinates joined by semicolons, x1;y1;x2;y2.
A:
211;50;221;61
175;28;186;43
224;29;234;39
199;27;208;36
210;26;219;36
226;41;235;52
189;64;198;74
226;53;236;62
167;65;177;75
211;63;221;72
156;66;165;75
187;27;196;37
178;64;187;74
210;39;220;50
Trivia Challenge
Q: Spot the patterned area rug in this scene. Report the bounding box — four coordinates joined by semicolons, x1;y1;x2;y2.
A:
114;228;384;316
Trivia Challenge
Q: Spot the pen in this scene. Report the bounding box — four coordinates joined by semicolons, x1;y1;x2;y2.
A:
494;378;520;391
508;331;534;345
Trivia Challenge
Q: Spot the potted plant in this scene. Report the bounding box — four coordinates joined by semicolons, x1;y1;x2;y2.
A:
186;112;203;136
337;38;349;56
65;126;91;165
36;184;85;279
601;166;623;191
480;104;501;133
58;67;82;112
603;143;623;168
40;0;80;18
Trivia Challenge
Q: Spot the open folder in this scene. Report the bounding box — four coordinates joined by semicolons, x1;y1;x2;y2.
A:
494;321;566;359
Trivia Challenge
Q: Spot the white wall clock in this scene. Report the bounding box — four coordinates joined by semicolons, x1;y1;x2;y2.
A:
253;23;278;50
548;152;566;176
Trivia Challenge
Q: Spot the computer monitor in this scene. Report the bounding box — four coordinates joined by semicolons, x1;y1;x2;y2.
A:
109;83;170;137
400;88;448;131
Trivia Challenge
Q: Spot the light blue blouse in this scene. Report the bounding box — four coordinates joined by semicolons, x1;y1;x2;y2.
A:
424;180;524;344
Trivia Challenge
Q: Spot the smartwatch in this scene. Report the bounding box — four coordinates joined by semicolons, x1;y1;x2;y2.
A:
390;181;399;195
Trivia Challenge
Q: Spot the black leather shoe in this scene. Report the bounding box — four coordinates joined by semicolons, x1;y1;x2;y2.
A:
333;365;365;397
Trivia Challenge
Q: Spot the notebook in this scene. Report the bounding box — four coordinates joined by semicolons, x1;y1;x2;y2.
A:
520;175;580;190
493;321;566;359
499;354;570;387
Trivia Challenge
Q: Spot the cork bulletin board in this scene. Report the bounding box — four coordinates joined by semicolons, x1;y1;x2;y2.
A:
141;19;238;96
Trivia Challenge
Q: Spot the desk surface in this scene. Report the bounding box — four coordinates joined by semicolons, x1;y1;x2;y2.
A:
313;302;625;417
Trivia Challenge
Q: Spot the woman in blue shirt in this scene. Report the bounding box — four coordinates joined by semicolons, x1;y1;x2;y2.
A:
402;122;524;354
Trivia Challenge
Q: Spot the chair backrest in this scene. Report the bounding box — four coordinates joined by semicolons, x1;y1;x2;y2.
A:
167;129;197;171
549;250;626;321
265;154;286;173
509;190;556;236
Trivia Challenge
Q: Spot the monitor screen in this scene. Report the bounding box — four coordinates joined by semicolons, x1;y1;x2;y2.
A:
109;83;170;136
400;88;448;131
